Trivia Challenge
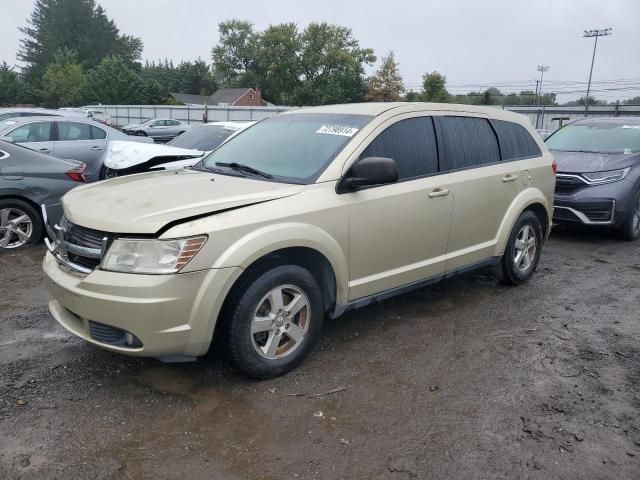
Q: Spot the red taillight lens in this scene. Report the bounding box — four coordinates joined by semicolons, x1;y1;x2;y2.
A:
66;164;86;182
551;160;558;174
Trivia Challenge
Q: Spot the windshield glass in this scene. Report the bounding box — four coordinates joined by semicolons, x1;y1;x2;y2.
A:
201;113;373;183
168;124;240;150
546;122;640;154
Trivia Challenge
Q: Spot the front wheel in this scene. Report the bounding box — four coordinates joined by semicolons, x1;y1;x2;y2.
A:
223;265;324;379
495;211;543;285
618;189;640;241
0;199;43;251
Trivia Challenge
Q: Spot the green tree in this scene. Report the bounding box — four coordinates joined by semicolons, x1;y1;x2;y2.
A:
404;90;420;102
211;20;260;87
295;22;375;105
0;62;25;106
563;96;606;107
178;60;216;96
18;0;142;94
83;55;144;104
421;71;449;102
259;23;302;105
366;51;404;102
40;49;86;107
623;96;640;105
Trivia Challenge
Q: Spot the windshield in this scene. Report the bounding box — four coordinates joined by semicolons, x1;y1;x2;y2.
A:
168;124;240;151
546;122;640;154
201;113;373;183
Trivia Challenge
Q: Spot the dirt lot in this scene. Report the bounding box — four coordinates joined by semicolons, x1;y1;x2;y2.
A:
1;228;639;480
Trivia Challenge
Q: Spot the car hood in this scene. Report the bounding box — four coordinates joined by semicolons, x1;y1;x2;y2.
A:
103;140;204;170
551;150;640;173
62;169;305;234
121;123;141;130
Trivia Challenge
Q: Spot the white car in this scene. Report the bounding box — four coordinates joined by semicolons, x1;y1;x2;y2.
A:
102;121;255;177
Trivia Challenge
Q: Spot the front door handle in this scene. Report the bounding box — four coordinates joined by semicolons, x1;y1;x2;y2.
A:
39;147;51;153
90;146;104;151
502;174;519;182
428;188;450;198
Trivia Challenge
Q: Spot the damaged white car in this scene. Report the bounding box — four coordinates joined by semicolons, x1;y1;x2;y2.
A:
101;121;255;178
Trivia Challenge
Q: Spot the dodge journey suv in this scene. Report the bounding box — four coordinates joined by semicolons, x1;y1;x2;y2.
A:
43;103;556;378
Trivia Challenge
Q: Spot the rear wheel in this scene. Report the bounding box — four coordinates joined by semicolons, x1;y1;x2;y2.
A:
0;199;43;251
223;265;324;379
495;211;543;285
618;189;640;241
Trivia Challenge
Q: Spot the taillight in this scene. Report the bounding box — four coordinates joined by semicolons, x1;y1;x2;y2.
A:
551;160;558;174
66;164;86;182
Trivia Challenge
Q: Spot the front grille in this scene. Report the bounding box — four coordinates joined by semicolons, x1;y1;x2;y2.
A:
58;217;113;272
555;175;586;196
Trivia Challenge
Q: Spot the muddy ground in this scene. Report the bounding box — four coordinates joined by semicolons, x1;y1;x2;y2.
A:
0;228;639;480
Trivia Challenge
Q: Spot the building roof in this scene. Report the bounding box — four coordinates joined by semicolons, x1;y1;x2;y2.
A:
170;88;256;106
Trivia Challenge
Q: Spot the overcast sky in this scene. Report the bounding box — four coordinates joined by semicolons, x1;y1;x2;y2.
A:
2;0;639;102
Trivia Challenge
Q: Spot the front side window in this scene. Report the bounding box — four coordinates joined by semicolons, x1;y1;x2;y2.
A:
57;122;92;141
437;116;500;170
6;122;52;143
360;117;438;180
493;120;541;160
545;122;640;154
201;113;373;184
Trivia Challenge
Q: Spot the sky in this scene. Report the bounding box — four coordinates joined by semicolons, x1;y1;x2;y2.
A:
1;0;639;102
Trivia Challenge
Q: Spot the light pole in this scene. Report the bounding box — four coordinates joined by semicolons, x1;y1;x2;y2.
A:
536;65;549;106
583;28;612;115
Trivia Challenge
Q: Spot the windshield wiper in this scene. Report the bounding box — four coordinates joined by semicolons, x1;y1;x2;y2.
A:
215;162;273;179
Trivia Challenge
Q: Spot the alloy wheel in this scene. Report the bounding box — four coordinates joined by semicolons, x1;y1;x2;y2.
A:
0;208;33;249
513;224;537;272
250;285;311;360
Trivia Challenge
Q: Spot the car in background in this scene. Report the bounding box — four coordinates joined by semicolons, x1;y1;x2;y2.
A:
0;116;153;182
0;107;63;122
102;121;254;177
121;118;190;142
547;117;640;240
58;107;112;126
0;140;86;251
536;128;556;140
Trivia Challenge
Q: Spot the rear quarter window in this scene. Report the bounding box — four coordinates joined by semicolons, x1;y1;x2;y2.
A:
437;116;500;170
493;120;541;160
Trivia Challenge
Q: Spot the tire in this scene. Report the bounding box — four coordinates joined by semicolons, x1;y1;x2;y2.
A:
495;210;543;285
223;265;324;379
0;199;43;251
617;189;640;241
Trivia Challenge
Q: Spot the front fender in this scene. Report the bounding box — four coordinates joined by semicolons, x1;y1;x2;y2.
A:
494;187;552;256
212;222;349;304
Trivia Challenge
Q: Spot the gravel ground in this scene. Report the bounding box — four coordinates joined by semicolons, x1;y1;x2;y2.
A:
1;228;639;480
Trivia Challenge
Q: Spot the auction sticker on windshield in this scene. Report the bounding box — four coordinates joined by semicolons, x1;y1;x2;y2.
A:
316;125;359;137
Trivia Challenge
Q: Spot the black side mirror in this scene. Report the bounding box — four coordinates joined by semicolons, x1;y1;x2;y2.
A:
337;156;399;193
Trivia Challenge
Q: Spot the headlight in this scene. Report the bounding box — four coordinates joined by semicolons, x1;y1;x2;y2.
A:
101;236;207;274
582;168;630;185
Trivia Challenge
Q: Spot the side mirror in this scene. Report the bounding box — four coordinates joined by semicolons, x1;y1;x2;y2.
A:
337;156;399;193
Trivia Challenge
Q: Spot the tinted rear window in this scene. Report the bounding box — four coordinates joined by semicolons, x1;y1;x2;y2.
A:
168;125;238;151
437;116;500;170
493;120;541;160
545;122;640;154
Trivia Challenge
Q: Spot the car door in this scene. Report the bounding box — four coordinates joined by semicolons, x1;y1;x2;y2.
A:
346;115;453;300
148;119;168;138
435;115;521;270
5;121;55;155
53;121;107;179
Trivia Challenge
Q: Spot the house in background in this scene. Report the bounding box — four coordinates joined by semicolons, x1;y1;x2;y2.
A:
170;88;269;107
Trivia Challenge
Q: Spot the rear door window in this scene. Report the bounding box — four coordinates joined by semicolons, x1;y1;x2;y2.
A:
436;116;500;170
91;126;107;139
57;122;92;141
360;116;439;180
493;120;541;160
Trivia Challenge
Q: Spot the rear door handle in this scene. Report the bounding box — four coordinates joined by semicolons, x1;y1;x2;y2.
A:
502;174;518;182
428;188;450;198
90;146;104;151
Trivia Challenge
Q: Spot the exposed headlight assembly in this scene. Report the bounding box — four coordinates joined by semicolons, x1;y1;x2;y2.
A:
101;236;207;274
581;168;630;185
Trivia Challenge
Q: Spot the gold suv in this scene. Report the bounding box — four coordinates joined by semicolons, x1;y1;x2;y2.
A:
43;103;556;378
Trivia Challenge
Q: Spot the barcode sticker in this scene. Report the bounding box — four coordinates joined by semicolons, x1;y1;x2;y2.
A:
316;125;359;137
